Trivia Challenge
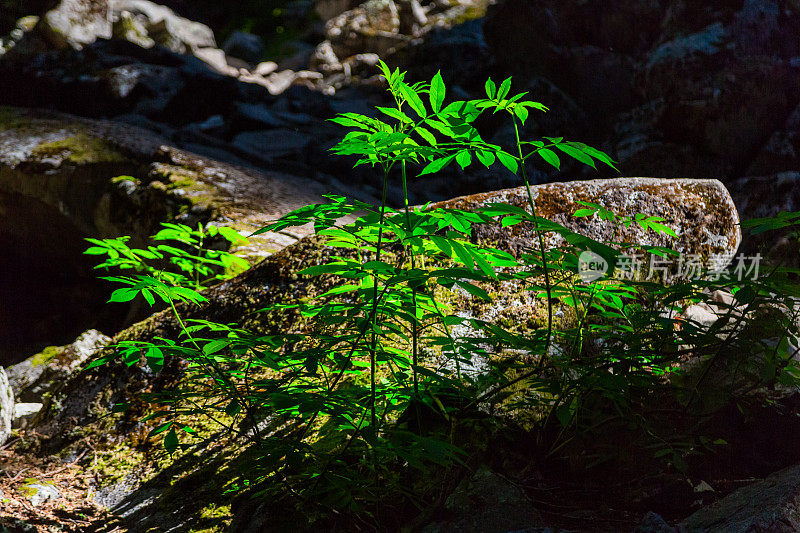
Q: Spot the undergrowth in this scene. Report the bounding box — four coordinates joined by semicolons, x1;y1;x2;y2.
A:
85;64;800;529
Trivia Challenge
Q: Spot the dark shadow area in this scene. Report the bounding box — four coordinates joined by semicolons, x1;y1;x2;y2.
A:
0;190;131;367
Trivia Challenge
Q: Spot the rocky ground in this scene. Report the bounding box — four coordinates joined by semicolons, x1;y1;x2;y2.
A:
1;0;800;531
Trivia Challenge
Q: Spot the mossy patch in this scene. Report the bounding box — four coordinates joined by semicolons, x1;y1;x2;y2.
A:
19;478;56;497
31;133;127;165
29;345;60;367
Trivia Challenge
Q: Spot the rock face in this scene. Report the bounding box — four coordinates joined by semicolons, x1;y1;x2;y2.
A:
681;463;800;531
439;177;741;267
0;367;14;446
729;171;800;262
484;0;800;182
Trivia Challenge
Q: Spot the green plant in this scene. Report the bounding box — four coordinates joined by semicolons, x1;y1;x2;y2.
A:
85;65;800;527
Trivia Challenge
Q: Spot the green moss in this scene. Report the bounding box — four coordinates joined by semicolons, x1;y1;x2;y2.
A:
31;133;127;165
194;503;233;532
29;345;60;367
19;478;55;498
112;174;139;184
92;443;147;486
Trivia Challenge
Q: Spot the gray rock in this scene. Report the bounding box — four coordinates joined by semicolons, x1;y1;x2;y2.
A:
747;103;800;176
734;0;795;57
437;178;741;270
111;9;154;49
0;368;13;446
316;0;360;21
681;463;800;532
222;31;264;64
7;329;111;403
22;481;60;507
729;171;800;263
231;129;313;161
12;402;43;430
193;47;239;77
325;0;404;59
646;22;729;69
234;102;316;129
423;467;544;532
37;0;112;50
253;61;278;76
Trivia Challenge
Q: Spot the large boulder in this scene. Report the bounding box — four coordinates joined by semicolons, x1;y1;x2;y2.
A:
13;176;741;529
34;176;741;439
0;107;341;366
681;463;800;532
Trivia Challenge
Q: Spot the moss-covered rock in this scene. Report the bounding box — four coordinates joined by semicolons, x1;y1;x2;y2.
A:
6;329;111;404
0;106;335;254
18;176;740;528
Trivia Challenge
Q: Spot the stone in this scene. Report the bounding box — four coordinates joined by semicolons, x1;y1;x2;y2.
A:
645;22;728;70
253;61;277;77
37;0;111;50
681;463;800;531
747;103;800;176
735;0;800;58
6;329;111;403
0;107;345;370
109;0;216;53
437;178;741;267
264;69;299;95
316;0;360;21
422;467;544;532
12;402;43;430
233;102;315;129
634;512;677;533
325;0;404;59
222;31;264;64
193;47;239;77
111;9;154;49
10;175;740;529
21;481;60;507
231;129;314;162
0;367;14;446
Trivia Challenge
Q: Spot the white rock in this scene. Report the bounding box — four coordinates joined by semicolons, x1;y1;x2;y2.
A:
253;61;278;77
13;403;43;430
38;0;112;50
193;48;239;77
23;482;60;507
109;0;216;52
0;368;13;446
